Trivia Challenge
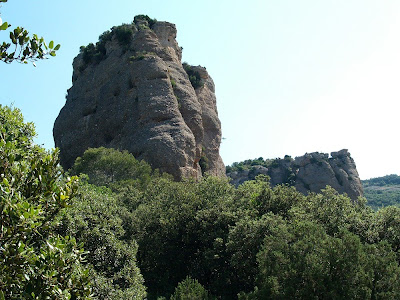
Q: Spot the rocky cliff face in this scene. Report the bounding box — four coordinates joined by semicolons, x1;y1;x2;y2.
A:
227;149;363;200
53;17;225;180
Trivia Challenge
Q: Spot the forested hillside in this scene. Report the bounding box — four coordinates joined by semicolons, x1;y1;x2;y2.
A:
362;175;400;210
2;105;400;299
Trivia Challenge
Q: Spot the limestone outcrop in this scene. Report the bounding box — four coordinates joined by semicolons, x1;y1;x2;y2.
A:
53;17;225;180
227;149;364;200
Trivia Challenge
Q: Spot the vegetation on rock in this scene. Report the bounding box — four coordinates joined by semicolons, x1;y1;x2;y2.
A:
133;15;157;28
79;15;157;68
199;148;209;175
226;157;277;173
182;62;204;89
226;152;363;201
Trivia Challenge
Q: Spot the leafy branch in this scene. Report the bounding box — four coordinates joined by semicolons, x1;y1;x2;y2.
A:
0;0;60;64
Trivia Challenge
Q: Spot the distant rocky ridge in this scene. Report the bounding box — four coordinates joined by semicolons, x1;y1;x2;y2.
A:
53;16;225;180
227;149;364;200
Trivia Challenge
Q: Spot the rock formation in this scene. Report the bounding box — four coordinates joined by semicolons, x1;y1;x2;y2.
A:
53;16;225;180
227;149;364;200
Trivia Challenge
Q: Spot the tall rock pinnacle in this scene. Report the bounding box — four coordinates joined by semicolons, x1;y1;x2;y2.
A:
53;16;225;180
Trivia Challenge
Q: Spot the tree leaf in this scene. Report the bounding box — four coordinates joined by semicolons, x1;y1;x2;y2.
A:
0;22;9;31
9;32;16;44
49;40;54;49
54;44;61;51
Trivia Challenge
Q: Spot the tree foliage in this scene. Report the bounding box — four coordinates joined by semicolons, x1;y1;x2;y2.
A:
71;147;154;189
170;277;210;300
225;157;281;173
4;105;400;299
133;15;157;28
0;0;60;64
182;62;204;89
0;105;92;299
78;15;157;68
241;222;400;299
362;175;400;210
68;146;400;299
363;174;400;187
55;182;146;299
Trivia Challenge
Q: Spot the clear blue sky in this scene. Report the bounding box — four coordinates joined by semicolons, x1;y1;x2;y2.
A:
1;0;399;179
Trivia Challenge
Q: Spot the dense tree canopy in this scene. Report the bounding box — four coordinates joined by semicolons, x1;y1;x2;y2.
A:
2;105;400;299
54;182;146;299
70;146;400;299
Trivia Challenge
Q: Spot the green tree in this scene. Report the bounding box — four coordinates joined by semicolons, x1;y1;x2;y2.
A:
289;187;366;235
170;277;209;300
129;176;238;299
373;206;400;256
242;221;400;300
55;181;146;299
71;147;154;189
0;0;60;64
226;213;287;295
53;145;400;299
0;105;92;299
234;175;303;218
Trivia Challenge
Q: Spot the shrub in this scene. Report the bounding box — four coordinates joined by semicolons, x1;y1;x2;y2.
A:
170;78;177;89
113;24;134;46
284;155;293;162
199;153;209;175
71;147;154;189
77;15;157;70
182;62;204;89
242;223;400;299
55;182;147;299
138;23;150;31
170;277;209;300
134;14;158;28
81;42;97;64
79;23;135;67
96;29;112;55
129;51;156;62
